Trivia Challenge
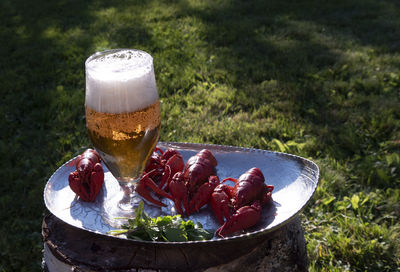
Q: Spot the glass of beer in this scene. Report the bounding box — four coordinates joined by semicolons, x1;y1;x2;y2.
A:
85;49;161;226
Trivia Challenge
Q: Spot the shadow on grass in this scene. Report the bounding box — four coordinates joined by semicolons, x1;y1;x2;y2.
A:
176;0;400;164
0;0;399;270
177;0;400;96
0;0;154;270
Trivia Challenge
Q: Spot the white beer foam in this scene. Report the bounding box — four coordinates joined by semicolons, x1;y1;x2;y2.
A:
85;49;159;113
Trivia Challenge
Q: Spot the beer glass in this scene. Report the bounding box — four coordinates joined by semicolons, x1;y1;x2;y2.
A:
85;49;161;226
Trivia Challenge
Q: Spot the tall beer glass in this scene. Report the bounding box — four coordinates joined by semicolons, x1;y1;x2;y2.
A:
85;49;160;225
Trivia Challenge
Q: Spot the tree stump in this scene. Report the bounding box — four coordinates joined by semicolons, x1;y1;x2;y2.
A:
42;213;308;272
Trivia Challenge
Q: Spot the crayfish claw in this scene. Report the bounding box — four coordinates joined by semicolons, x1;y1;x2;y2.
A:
216;200;262;238
189;176;220;215
136;175;172;207
88;163;105;202
169;172;190;217
210;183;233;225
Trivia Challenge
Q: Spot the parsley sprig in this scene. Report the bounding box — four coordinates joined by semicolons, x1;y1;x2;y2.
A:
108;201;214;242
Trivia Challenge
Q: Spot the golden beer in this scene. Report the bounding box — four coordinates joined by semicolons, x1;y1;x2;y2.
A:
86;100;160;183
85;48;160;185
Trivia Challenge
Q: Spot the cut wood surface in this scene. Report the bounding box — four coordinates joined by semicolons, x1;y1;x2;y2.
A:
42;214;308;271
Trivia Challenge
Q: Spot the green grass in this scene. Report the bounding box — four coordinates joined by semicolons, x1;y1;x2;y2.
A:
1;0;399;271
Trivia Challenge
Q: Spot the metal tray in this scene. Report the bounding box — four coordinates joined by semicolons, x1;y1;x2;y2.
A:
44;142;319;243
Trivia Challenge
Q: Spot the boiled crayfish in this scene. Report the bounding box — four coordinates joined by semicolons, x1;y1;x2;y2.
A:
216;200;262;238
170;149;218;216
144;147;185;190
136;148;217;215
135;147;274;238
212;168;274;237
184;149;218;193
68;149;105;202
221;167;274;209
136;148;184;207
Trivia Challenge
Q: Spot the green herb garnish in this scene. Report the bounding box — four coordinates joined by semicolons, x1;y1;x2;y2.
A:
108;201;214;242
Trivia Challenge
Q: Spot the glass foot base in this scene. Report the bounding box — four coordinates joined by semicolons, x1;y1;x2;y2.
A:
101;184;141;228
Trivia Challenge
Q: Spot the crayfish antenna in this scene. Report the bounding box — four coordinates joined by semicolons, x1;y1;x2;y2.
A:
153;147;164;155
261;184;274;205
221;177;238;185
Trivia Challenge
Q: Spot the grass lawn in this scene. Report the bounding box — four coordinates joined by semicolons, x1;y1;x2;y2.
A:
1;0;399;271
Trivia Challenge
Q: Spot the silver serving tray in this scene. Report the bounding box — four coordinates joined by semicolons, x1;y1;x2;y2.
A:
44;142;319;243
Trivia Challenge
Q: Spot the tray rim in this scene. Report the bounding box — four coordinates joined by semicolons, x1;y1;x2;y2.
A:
44;141;320;245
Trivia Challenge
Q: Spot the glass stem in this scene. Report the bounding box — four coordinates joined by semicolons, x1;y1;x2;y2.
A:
119;183;134;205
116;181;141;211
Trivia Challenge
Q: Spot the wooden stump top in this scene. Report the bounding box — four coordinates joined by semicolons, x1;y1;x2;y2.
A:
42;213;308;271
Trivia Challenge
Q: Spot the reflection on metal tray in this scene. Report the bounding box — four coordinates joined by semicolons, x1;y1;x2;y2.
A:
44;142;319;243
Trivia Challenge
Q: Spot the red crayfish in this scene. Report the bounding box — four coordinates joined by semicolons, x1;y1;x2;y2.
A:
212;168;274;237
216;200;262;238
68;149;105;202
221;167;274;210
136;148;218;215
136;148;184;207
184;149;218;194
168;149;218;216
135;147;274;238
